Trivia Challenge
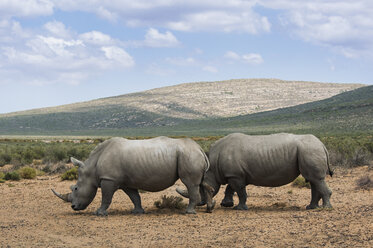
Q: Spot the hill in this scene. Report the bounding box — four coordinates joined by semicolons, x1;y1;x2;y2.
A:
0;79;363;135
175;84;373;135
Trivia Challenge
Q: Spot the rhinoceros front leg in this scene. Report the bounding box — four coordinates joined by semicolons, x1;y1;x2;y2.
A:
95;179;117;216
122;188;145;214
221;184;234;207
229;179;248;210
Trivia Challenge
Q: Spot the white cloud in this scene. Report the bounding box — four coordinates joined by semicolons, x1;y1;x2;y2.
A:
0;0;54;18
242;53;264;65
167;10;271;34
37;36;84;57
2;0;372;60
49;0;271;34
96;6;118;22
224;51;241;60
79;31;113;45
0;21;134;85
166;57;195;66
203;65;218;73
44;21;71;39
260;0;373;58
101;46;135;67
225;51;264;65
144;28;179;47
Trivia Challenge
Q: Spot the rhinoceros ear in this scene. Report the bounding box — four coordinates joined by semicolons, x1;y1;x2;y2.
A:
71;157;85;168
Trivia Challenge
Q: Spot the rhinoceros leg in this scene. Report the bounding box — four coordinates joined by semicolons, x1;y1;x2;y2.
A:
95;179;117;216
313;179;332;208
221;184;234;207
184;184;201;214
122;188;145;214
229;179;248;210
306;182;321;210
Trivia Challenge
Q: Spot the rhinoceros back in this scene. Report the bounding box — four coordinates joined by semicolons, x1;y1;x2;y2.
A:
209;133;326;187
94;137;205;192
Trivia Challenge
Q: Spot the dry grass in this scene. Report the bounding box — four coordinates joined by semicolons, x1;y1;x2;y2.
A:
292;176;311;188
154;195;187;210
356;175;373;190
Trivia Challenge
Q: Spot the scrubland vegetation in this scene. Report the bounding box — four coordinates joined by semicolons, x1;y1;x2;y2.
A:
154;195;187;210
0;134;372;182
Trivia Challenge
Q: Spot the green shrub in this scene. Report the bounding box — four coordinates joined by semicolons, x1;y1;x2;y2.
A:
292;176;311;188
4;171;21;181
154;195;186;210
36;170;45;176
321;136;373;167
52;146;67;161
0;172;4;179
18;166;37;179
0;153;12;166
21;148;35;164
61;167;78;180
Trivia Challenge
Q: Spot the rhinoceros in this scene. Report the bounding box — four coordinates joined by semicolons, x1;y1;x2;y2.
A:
177;133;333;212
52;137;209;216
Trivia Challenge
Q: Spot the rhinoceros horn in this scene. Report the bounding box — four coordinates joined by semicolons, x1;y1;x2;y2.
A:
176;187;189;198
176;184;215;212
51;189;72;202
70;157;85;168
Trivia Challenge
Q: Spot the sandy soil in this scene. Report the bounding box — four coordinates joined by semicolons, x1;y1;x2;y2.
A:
1;166;372;248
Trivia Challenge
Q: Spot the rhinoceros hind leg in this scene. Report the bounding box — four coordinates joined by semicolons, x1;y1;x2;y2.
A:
221;184;234;207
184;184;201;214
318;180;332;208
229;179;248;211
122;188;145;214
306;182;321;210
308;179;332;209
95;179;117;216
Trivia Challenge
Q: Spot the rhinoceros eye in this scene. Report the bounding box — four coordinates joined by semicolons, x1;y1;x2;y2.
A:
74;186;78;191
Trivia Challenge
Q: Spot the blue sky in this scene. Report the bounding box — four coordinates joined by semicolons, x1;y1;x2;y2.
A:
1;0;372;114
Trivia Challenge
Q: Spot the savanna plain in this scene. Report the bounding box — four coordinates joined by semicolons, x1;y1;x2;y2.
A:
0;137;372;247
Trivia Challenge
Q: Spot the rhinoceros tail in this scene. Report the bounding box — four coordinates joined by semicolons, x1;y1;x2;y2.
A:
323;145;333;177
201;148;210;173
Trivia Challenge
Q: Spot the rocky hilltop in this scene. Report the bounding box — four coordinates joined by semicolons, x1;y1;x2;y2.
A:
3;79;364;120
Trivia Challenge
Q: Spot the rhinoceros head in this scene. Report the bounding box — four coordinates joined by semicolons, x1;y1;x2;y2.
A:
52;157;98;211
176;170;219;213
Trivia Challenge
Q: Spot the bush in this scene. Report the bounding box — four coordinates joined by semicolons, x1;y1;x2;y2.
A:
18;166;37;179
321;136;373;167
4;171;21;181
61;167;78;180
154;195;187;210
292;176;311;188
0;172;4;180
0;153;12;166
356;176;373;190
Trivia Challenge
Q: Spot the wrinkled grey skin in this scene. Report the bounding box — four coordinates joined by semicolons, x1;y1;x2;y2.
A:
178;133;333;212
52;137;209;216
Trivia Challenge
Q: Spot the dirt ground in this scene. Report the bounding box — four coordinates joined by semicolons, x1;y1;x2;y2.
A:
1;166;372;248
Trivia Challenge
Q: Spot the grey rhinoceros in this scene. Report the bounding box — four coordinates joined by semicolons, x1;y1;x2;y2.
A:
52;137;209;216
177;133;333;212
